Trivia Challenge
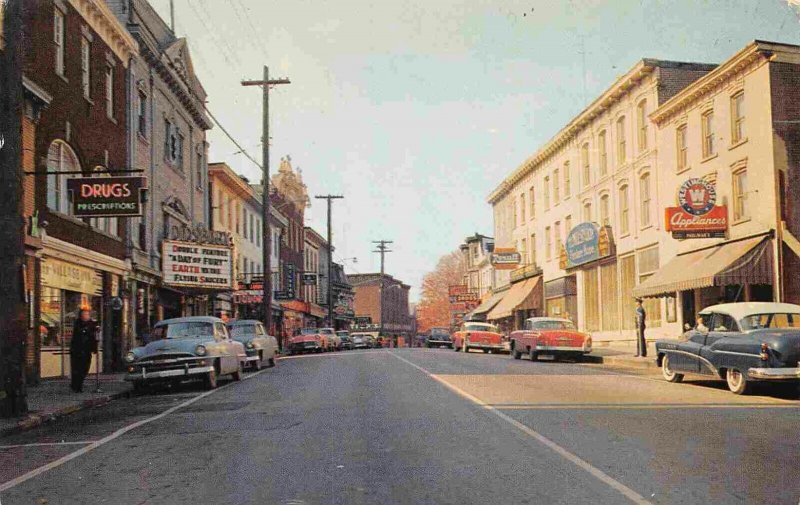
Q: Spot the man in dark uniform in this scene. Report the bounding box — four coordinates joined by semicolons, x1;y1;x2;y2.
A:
70;306;98;393
635;298;647;357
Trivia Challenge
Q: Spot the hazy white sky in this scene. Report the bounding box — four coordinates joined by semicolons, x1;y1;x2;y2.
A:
150;0;800;300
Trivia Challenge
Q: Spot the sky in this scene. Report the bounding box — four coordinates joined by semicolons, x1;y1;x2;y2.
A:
148;0;800;300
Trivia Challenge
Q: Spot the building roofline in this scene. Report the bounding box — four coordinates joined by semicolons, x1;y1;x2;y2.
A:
651;40;800;124
486;58;716;205
208;162;260;206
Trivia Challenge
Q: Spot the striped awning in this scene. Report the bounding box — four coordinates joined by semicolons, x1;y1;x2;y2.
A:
633;236;773;299
487;276;543;320
468;288;508;317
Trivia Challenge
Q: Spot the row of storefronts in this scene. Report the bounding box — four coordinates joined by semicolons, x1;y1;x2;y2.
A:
468;41;800;345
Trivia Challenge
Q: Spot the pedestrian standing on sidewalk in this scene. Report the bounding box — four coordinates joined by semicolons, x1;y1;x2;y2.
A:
635;298;647;357
70;306;98;393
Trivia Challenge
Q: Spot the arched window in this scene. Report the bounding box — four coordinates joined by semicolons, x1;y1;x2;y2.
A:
619;184;630;235
47;140;80;215
639;172;651;228
90;166;119;236
600;194;610;227
636;99;648;152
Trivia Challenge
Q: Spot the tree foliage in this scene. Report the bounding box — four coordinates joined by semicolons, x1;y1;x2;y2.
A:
416;249;465;333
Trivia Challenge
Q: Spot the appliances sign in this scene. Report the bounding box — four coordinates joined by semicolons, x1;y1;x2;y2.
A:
665;178;728;239
67;176;147;217
162;240;234;289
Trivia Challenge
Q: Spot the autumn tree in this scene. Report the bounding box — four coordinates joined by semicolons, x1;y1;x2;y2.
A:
416;249;465;333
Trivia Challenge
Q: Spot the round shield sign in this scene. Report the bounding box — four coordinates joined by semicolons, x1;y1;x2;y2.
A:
678;178;716;216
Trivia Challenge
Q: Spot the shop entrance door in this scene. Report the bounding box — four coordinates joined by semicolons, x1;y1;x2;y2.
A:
681;290;695;331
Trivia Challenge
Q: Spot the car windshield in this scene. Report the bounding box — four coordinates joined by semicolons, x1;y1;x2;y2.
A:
300;328;318;335
739;313;800;330
229;325;256;337
336;332;348;337
531;320;576;330
153;322;214;339
429;333;450;340
431;328;449;337
319;329;335;335
464;323;498;332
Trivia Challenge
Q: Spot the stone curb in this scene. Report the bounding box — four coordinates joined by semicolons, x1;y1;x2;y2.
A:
0;388;130;439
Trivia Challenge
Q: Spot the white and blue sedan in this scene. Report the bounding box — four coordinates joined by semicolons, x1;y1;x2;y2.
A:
125;316;246;391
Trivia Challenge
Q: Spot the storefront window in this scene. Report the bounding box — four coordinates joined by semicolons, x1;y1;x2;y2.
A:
582;267;600;332
620;255;636;330
600;262;619;331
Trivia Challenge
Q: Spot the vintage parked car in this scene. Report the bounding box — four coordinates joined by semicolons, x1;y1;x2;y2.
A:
125;316;246;391
337;331;354;350
319;328;340;351
510;317;591;361
227;319;279;370
426;328;453;349
290;328;324;354
452;322;505;353
656;302;800;394
351;334;369;349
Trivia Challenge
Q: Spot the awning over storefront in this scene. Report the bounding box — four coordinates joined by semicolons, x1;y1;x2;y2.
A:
487;276;543;320
308;303;326;319
633;236;773;299
469;288;508;318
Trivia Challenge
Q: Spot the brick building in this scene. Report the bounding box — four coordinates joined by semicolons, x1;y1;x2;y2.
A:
23;0;138;377
348;273;412;337
108;0;213;342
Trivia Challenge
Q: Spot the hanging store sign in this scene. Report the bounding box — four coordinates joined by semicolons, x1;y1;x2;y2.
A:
561;222;613;269
665;178;728;239
491;248;522;270
233;290;263;304
162;240;234;289
303;273;318;286
450;292;479;303
67;176;147;217
448;285;467;296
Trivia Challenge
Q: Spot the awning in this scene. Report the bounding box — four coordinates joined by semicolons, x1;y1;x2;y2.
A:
469;289;508;317
308;303;326;319
633;236;774;299
487;276;543;320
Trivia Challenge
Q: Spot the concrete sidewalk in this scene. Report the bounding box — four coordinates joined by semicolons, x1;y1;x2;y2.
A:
585;341;660;371
0;374;130;438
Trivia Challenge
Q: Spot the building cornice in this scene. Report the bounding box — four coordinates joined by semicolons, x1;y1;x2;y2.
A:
487;60;658;204
650;41;774;125
209;163;259;205
68;0;138;67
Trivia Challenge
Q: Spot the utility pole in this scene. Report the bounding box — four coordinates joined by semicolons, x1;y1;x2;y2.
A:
169;0;175;33
242;67;290;335
0;0;28;416
315;195;343;328
372;240;393;338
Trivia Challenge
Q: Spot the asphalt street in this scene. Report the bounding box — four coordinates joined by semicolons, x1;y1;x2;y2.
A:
1;349;799;505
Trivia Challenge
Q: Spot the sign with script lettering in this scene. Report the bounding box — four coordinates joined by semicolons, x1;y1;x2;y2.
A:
665;178;728;239
67;176;147;217
162;240;234;289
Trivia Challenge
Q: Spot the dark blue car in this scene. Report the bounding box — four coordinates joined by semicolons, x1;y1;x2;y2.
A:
656;302;800;394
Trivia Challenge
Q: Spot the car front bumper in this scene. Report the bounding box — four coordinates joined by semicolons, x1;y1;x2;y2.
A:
125;365;214;382
747;367;800;380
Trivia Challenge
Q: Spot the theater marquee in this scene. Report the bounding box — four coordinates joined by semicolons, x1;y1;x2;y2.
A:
162;240;234;290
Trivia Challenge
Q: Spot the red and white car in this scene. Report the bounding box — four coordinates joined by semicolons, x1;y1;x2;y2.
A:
509;317;592;361
452;322;505;354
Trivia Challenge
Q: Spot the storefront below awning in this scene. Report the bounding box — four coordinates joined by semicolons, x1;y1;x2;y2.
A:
633;236;774;299
487;276;543;320
468;288;508;319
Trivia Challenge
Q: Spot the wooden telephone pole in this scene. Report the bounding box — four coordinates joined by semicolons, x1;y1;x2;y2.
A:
0;0;28;416
315;195;343;328
372;240;393;337
242;67;290;334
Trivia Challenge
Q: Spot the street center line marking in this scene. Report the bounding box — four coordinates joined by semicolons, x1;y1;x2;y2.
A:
490;404;800;410
389;351;653;505
0;441;94;449
0;367;269;494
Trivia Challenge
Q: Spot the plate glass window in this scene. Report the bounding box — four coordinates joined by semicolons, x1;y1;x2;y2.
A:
47;141;79;215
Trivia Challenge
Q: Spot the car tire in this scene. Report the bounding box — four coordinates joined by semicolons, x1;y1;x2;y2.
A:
253;356;262;371
453;343;460;352
529;349;538;362
661;354;683;383
204;369;218;390
268;356;276;367
726;368;750;395
462;341;469;353
512;348;522;360
232;362;243;382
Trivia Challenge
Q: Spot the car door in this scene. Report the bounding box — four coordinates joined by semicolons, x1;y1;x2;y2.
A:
697;312;737;375
215;322;235;373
